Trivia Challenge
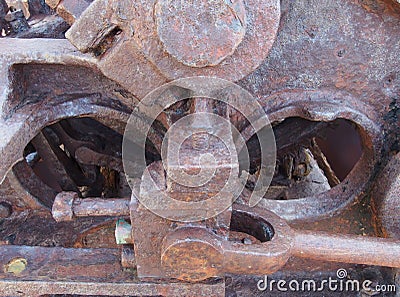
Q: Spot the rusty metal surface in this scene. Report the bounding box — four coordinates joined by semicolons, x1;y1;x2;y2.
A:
292;230;400;268
0;280;225;297
64;0;281;82
155;0;246;68
0;244;224;296
52;191;130;222
372;152;400;238
160;204;400;282
0;0;399;296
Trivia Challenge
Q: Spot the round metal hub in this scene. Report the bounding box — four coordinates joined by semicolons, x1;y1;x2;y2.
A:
155;0;246;68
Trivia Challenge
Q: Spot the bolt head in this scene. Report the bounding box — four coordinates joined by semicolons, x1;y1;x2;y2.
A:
155;0;246;67
161;228;223;281
52;192;77;222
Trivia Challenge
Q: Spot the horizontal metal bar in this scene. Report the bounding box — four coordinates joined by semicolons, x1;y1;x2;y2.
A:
0;245;224;296
0;280;224;296
292;230;400;268
52;191;131;221
0;245;124;282
73;197;130;217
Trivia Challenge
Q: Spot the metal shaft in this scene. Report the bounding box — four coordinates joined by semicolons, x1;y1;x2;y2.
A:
73;197;130;217
292;230;400;268
52;191;130;222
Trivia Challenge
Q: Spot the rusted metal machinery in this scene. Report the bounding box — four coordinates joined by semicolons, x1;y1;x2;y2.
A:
0;0;399;296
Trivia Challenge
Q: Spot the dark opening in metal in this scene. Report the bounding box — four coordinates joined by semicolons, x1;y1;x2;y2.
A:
18;117;131;207
230;209;275;243
241;117;363;200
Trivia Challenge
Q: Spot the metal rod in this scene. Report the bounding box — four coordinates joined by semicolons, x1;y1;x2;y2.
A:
292;230;400;268
52;191;130;222
73;197;130;217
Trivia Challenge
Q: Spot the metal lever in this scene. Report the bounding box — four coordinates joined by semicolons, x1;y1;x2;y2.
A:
161;204;400;282
291;230;400;268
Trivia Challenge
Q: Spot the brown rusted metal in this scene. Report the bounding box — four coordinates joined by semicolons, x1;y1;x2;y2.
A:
292;230;400;268
31;132;81;193
160;205;293;282
0;245;124;281
55;0;91;25
52;191;130;222
0;245;224;296
0;0;400;295
121;245;136;268
372;152;400;238
0;280;225;297
2;280;225;296
161;227;225;281
159;204;400;282
75;146;124;172
61;0;281;87
73;196;130;218
155;0;246;68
